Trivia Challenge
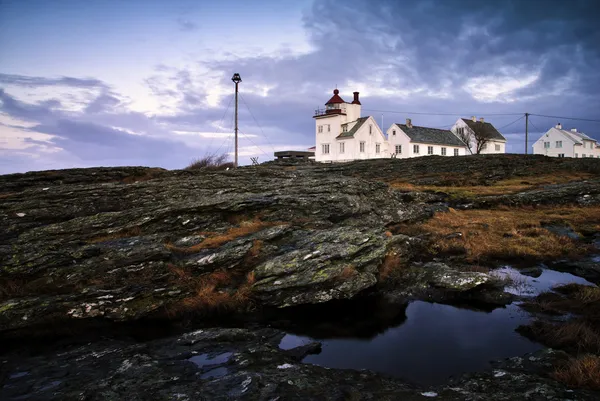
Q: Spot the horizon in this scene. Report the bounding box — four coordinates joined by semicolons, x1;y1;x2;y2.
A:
1;0;599;174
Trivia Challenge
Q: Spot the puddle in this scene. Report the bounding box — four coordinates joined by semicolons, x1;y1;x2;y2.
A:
280;301;541;386
200;367;229;379
495;266;595;297
189;352;232;368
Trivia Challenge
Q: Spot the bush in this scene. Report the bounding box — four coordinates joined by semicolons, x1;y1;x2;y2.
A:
186;154;234;170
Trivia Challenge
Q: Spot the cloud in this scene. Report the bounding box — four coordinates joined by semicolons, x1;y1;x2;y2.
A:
0;73;108;89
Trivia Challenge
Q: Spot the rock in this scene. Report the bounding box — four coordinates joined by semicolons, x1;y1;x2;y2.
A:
1;327;597;401
519;266;544;278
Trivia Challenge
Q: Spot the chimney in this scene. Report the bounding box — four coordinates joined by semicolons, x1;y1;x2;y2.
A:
479;117;485;123
406;118;413;128
571;128;577;132
352;91;361;105
471;116;476;122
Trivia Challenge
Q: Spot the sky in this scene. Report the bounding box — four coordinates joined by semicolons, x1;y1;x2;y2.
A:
1;0;599;173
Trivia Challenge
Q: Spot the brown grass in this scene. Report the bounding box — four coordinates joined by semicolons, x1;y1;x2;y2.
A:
552;354;600;390
87;226;142;243
521;284;600;317
378;252;405;282
166;218;283;253
0;192;17;199
247;240;264;259
396;206;600;263
520;319;600;354
164;267;255;317
337;265;358;280
389;172;594;198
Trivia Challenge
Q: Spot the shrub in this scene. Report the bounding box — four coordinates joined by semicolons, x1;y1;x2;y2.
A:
552;354;600;390
186;154;234;170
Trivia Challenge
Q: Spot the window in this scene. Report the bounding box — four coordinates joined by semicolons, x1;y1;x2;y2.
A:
413;145;420;154
360;141;365;153
575;153;578;158
495;144;501;151
544;141;550;149
339;142;345;154
481;143;487;150
369;125;373;135
583;154;586;158
375;143;381;154
392;130;396;136
441;147;447;156
558;154;565;158
342;125;348;133
318;125;323;133
395;145;402;154
427;146;433;155
322;144;330;154
457;127;464;136
454;149;459;156
556;141;562;148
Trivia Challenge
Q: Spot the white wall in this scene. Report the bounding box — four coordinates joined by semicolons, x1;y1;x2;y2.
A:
315;114;345;162
350;116;388;160
532;128;576;158
451;118;506;154
387;124;467;158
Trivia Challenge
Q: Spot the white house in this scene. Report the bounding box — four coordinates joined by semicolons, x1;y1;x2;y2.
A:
387;119;467;158
314;89;467;162
451;117;507;154
532;123;600;158
314;90;388;162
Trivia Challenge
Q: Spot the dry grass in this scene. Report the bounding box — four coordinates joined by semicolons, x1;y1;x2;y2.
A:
87;227;142;244
397;206;600;263
247;240;264;259
0;192;17;199
166;219;283;253
337;265;358;280
521;320;600;354
552;354;600;390
378;252;405;282
389;172;594;198
164;267;255;317
522;284;600;317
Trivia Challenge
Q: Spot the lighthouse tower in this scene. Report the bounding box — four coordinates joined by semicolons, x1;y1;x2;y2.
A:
313;89;362;162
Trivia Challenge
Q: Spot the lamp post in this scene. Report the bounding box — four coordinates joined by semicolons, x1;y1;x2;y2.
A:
231;73;242;167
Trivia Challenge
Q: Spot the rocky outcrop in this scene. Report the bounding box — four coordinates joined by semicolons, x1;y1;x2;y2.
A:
1;327;597;401
0;166;446;332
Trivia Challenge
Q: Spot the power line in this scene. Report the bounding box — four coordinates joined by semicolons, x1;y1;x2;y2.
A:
529;113;600;123
239;130;270;158
239;92;277;153
362;108;523;117
496;115;526;131
527;117;545;134
206;94;234;156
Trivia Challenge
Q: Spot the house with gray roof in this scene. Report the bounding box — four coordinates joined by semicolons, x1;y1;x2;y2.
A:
532;123;600;158
386;119;468;158
451;117;507;154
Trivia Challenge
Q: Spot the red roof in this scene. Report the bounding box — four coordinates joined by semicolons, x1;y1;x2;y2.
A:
325;89;345;105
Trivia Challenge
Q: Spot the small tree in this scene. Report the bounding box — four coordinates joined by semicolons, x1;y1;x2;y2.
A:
470;123;492;154
455;128;474;155
186;154;234;170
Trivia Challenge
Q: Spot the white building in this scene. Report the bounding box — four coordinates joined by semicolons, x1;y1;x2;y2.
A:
314;89;467;162
314;90;388;162
387;119;467;158
451;117;507;154
532;123;600;158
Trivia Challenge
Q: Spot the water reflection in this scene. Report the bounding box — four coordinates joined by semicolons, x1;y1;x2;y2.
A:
281;301;541;386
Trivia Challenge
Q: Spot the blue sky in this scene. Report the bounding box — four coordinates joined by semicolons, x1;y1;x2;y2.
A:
1;0;599;173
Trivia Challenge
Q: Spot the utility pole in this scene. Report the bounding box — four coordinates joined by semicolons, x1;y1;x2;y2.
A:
232;73;242;167
525;112;529;155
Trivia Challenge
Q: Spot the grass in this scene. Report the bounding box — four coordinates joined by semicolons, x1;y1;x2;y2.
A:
521;284;600;317
337;265;358;280
551;354;600;390
389;172;594;199
87;226;142;244
166;218;283;252
520;319;600;354
378;251;405;282
186;154;234;170
164;266;256;317
392;206;600;263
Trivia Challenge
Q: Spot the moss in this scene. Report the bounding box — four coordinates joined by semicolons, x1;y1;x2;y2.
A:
0;301;16;313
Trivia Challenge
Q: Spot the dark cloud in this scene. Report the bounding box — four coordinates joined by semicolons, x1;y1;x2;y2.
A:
0;73;108;89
